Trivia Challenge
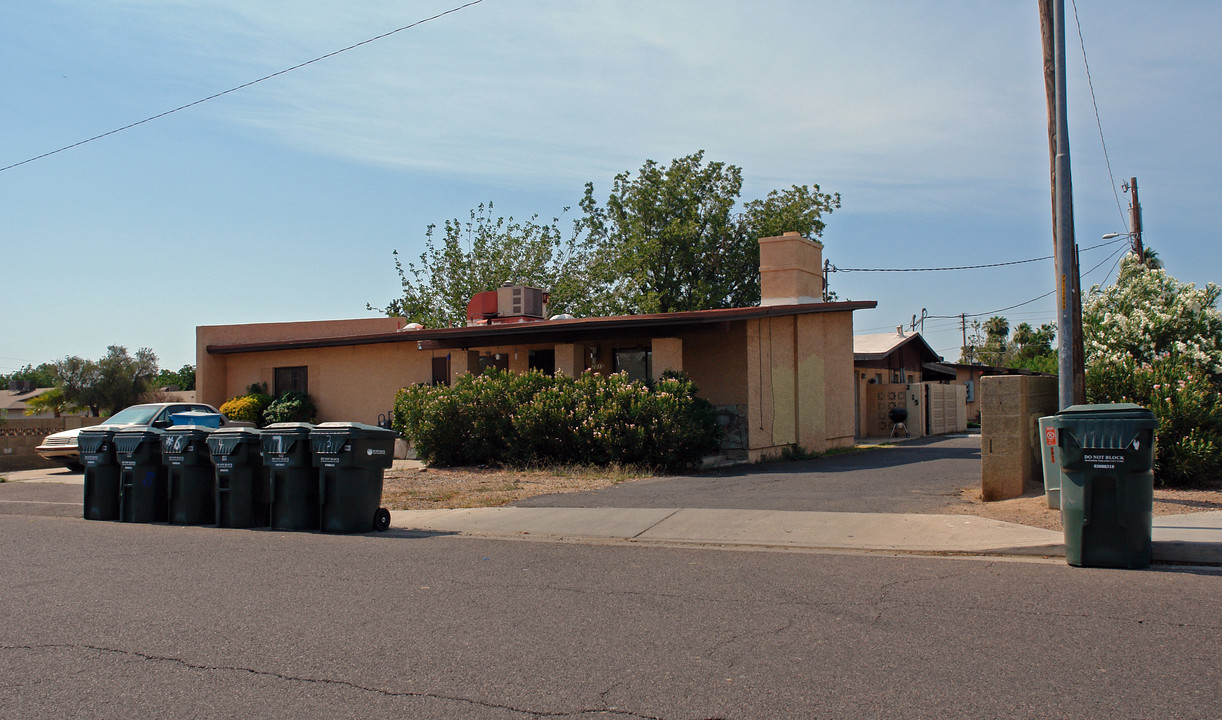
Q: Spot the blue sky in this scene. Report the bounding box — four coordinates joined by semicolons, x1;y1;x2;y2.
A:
3;1;1220;373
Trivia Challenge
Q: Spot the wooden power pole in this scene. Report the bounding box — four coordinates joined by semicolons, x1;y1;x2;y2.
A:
1039;0;1086;408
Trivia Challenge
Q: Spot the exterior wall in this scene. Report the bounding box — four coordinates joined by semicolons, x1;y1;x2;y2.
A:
197;317;405;416
210;343;431;425
863;383;925;438
199;308;859;458
980;374;1058;501
744;311;855;459
955;366;987;422
0;416;101;472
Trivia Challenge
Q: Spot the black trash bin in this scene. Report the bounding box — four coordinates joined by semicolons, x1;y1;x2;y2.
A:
206;427;268;529
115;427;168;523
261;422;318;531
163;425;216;525
1052;403;1158;569
80;425;121;521
310;422;396;533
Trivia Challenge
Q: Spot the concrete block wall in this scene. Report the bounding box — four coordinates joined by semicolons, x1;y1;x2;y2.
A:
0;417;99;472
980;375;1058;501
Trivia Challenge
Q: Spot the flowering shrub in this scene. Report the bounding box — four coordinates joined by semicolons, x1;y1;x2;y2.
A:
1084;255;1222;486
263;391;318;425
393;369;721;471
219;392;272;425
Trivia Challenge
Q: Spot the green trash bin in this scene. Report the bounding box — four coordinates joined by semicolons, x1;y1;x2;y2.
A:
1038;416;1061;510
1052;403;1158;569
163;425;216;525
115;427;168;523
206;427;268;529
262;422;318;531
310;422;395;533
80;425;121;521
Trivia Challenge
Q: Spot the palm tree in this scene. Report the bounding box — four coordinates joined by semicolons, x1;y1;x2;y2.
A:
23;387;85;418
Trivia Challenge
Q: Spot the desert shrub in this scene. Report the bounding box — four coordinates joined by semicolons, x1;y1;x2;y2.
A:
263;392;318;425
393;369;720;471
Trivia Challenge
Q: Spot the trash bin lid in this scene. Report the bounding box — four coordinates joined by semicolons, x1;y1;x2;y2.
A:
210;426;263;437
263;422;315;435
165;424;216;437
115;426;166;436
1055;403;1155;420
310;421;397;439
79;424;122;437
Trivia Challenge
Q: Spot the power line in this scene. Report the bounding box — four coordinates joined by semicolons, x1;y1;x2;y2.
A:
0;0;485;173
1071;0;1128;230
829;235;1126;273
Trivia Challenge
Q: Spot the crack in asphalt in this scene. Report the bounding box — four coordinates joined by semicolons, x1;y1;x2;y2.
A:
0;643;671;720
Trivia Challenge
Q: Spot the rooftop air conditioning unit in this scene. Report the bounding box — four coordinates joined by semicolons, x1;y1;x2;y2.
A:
496;285;546;319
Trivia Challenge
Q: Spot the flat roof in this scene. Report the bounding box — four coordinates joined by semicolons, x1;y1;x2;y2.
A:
207;300;878;355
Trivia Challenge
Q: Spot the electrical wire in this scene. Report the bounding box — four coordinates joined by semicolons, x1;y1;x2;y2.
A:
829;235;1127;273
0;0;484;173
1071;0;1129;230
923;243;1130;324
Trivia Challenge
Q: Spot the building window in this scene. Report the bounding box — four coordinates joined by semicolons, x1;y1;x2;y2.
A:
613;348;651;383
274;366;308;397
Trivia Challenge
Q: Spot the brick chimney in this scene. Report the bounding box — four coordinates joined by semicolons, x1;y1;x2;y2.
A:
758;231;824;306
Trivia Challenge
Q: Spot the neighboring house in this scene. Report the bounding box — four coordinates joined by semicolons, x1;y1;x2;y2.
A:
198;233;877;461
853;329;966;438
937;362;1048;423
1;386;65;420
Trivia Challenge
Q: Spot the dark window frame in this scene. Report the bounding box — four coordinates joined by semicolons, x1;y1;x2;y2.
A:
274;366;308;397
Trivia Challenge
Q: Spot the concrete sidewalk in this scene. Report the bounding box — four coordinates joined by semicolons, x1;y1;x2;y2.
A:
5;470;1221;565
390;506;1222;565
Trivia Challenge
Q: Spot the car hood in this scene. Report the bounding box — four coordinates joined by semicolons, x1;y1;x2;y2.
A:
44;422;145;442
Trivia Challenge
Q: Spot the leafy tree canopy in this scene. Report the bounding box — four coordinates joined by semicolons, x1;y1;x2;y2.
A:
153;364;196;391
0;363;58;390
57;346;159;417
368;203;615;327
373;152;841;322
580;151;840;313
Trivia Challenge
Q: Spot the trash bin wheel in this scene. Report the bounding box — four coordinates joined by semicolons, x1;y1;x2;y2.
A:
373;507;391;532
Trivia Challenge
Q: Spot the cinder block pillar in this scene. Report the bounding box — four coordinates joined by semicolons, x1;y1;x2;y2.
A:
508;347;529;374
980;375;1058;501
554;343;583;377
651;337;683;381
452;350;481;383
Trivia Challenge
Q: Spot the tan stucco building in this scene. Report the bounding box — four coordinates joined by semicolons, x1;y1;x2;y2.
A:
198;233;876;461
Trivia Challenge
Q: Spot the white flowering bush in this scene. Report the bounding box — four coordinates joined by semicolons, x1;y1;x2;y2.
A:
393;369;720;471
1083;254;1222;486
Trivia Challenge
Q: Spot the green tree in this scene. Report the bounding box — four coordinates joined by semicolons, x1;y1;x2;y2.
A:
1084;252;1222;486
370;203;614;326
57;346;159;417
153;364;196;391
23;387;85;418
1;363;58;390
579;151;840;313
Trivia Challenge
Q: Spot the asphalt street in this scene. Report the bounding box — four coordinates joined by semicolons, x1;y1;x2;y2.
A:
517;435;981;512
3;514;1220;719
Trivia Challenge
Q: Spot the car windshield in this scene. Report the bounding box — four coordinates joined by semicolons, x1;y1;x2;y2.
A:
101;405;163;425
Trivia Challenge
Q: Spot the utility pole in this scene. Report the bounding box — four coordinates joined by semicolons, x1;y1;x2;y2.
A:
1040;0;1085;410
1126;176;1144;263
961;313;970;364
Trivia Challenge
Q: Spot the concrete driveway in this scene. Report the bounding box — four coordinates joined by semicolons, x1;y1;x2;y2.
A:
515;434;981;513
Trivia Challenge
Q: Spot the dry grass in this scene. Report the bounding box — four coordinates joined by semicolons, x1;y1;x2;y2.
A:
381;464;655;510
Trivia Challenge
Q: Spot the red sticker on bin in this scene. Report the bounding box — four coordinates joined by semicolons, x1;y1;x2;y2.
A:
1045;427;1056;446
